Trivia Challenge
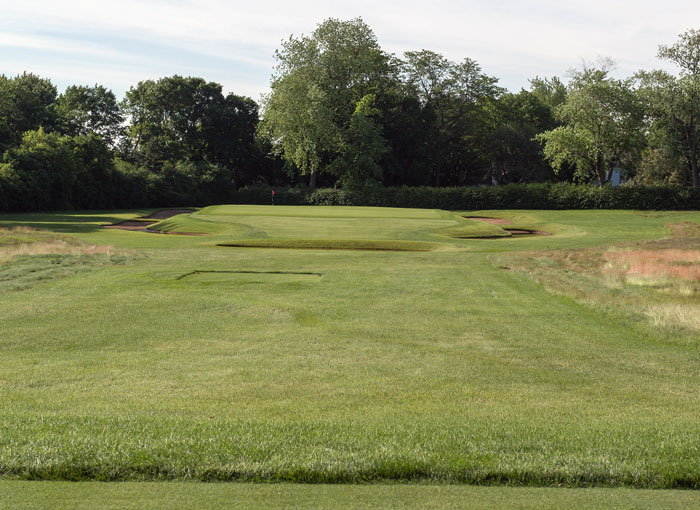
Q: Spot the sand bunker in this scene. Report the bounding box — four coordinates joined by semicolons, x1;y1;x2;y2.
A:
464;217;551;237
104;220;157;231
463;216;512;225
463;216;552;239
104;209;206;235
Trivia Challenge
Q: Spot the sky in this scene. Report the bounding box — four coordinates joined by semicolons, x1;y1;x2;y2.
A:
1;0;699;102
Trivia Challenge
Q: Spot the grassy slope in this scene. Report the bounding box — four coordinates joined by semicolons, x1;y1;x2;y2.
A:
149;204;506;240
0;208;699;493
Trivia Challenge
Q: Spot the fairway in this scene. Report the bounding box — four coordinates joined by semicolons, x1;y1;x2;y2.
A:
1;206;700;503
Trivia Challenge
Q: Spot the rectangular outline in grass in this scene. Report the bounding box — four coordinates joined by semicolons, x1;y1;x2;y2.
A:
176;270;323;281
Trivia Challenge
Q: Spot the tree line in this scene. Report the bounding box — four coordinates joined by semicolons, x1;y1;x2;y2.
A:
1;19;699;212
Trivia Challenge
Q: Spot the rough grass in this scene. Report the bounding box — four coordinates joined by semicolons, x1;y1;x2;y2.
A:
1;208;700;497
499;220;700;332
0;227;127;291
604;248;700;283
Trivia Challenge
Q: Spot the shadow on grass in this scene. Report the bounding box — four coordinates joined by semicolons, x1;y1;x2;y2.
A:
0;210;153;234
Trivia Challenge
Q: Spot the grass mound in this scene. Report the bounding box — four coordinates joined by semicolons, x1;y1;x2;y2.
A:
199;204;451;220
148;215;254;236
217;239;438;251
434;218;511;239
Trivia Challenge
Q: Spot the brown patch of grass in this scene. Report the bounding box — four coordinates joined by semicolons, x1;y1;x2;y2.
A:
0;227;113;264
601;222;700;294
668;221;700;238
604;249;700;283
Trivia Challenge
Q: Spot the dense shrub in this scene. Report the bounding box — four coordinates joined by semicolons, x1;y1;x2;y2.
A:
292;184;700;210
2;170;699;213
1;129;78;211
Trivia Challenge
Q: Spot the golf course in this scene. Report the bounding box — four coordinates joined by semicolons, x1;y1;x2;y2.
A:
1;205;700;508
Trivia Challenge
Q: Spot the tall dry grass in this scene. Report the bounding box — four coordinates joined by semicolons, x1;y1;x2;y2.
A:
646;304;700;331
0;227;112;264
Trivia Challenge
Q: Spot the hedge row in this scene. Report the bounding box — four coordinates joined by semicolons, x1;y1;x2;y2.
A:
2;182;699;213
232;184;700;211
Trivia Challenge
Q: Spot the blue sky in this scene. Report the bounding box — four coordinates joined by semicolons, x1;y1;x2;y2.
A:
2;0;698;101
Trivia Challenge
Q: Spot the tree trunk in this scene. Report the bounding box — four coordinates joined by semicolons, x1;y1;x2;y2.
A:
684;126;699;188
309;171;317;189
594;155;606;187
491;164;503;185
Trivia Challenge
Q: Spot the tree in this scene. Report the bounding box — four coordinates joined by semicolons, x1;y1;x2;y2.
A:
375;89;432;186
486;90;558;184
328;94;387;187
634;131;690;185
1;128;78;210
120;75;262;187
0;73;58;151
402;50;502;185
259;73;338;188
636;29;700;187
56;85;124;146
528;76;568;111
260;17;392;187
121;76;222;167
71;134;118;209
537;63;644;185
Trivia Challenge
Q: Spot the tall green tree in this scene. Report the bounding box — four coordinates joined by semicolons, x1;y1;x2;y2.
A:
121;76;221;167
537;63;644;185
0;73;58;151
56;85;124;146
121;75;261;187
528;76;568;111
328;94;387;187
1;128;78;210
260;17;392;187
486;90;558;184
402;50;502;185
637;28;700;187
260;73;338;188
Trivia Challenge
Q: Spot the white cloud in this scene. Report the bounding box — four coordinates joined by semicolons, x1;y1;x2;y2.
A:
1;0;697;98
